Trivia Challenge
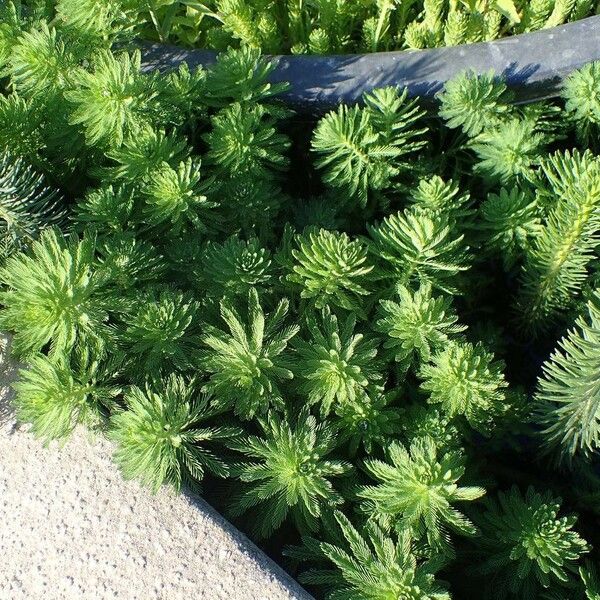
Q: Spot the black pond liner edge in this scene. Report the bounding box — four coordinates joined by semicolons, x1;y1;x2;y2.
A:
139;15;600;112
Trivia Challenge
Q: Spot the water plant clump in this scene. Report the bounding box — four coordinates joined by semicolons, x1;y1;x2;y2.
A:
1;10;600;599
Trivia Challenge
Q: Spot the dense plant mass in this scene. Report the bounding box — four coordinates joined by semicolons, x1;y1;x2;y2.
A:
2;7;600;600
13;0;598;54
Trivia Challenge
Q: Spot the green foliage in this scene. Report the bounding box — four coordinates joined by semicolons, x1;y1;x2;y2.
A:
545;0;579;28
479;186;542;270
13;348;120;442
119;287;201;377
55;0;135;47
302;511;451;600
534;290;600;459
375;282;466;371
306;27;330;54
74;185;134;233
96;233;166;289
581;561;600;600
0;94;45;166
200;289;298;419
311;90;426;207
0;229;111;358
517;150;600;331
438;70;512;137
408;175;472;223
519;0;554;30
229;408;351;537
294;307;382;416
110;374;240;492
9;24;76;97
199;236;273;298
563;61;600;142
65;50;159;148
363;86;427;148
358;436;485;550
0;1;23;67
2;23;600;600
141;157;215;234
473;486;590;598
151;61;207;126
367;209;470;295
0;151;66;260
204;103;290;178
215;0;267;49
288;229;373;311
125;0;591;54
105;126;190;184
471;118;546;183
419;341;508;433
334;390;402;456
400;404;462;450
204;46;288;106
311;105;401;207
213;175;284;238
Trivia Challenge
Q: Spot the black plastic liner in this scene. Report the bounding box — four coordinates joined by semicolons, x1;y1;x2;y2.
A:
140;16;600;111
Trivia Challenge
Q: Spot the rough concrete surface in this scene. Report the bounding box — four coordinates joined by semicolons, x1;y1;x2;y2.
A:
0;344;313;600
